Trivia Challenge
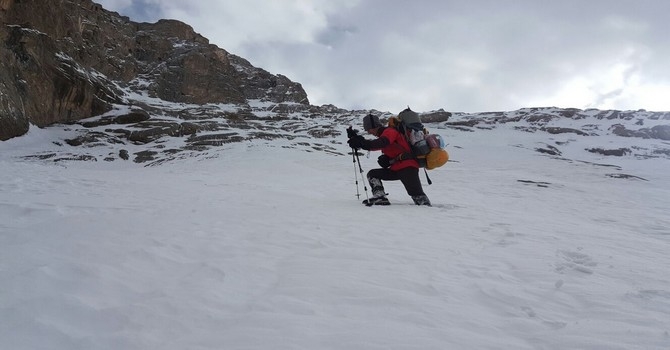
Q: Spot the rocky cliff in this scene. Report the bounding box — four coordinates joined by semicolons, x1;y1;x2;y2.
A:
0;0;308;140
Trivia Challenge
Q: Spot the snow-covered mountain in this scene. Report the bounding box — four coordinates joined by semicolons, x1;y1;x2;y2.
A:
6;92;670;169
1;97;669;349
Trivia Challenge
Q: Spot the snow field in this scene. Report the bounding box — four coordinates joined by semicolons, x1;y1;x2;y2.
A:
1;125;669;349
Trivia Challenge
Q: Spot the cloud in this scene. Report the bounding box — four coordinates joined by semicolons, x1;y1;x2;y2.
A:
99;0;162;20
96;0;670;112
103;0;358;48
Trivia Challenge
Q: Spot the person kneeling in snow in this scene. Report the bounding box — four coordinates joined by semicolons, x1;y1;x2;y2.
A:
347;113;431;206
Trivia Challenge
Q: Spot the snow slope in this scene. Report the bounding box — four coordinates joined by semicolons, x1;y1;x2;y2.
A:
1;118;669;349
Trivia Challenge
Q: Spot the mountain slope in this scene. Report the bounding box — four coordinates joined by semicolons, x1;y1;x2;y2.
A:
1;111;669;349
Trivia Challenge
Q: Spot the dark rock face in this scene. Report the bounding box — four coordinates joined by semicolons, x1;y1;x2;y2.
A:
541;127;589;136
650;125;670;141
610;124;670;141
420;109;451;123
1;0;123;140
0;19;120;139
586;148;631;157
535;144;562;156
0;0;308;140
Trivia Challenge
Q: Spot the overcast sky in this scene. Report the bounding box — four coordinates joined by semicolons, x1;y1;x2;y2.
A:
96;0;670;113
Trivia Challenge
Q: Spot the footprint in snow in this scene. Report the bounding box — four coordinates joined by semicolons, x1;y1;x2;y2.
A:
554;249;597;275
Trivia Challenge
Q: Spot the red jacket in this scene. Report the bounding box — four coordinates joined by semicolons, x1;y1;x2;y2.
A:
369;127;419;171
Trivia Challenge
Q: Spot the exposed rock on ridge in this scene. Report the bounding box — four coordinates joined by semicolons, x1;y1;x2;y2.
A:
0;0;308;140
445;108;670;141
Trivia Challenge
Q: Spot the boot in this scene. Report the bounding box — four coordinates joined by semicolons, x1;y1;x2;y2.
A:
412;195;431;206
368;177;385;197
363;176;390;206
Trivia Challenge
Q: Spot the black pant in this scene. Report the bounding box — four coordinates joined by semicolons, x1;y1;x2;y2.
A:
367;167;425;197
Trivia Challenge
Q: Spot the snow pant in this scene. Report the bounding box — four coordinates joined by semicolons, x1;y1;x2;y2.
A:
367;167;426;198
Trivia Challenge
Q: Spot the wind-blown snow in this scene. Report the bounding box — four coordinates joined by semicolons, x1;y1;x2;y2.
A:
1;120;669;349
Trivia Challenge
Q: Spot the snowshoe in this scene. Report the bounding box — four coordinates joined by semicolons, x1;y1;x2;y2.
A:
362;196;390;206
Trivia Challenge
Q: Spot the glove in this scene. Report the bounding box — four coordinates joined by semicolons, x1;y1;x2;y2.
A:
377;155;391;168
347;135;366;149
346;126;359;139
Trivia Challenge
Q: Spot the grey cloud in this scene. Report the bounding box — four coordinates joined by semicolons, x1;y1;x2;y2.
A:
96;0;670;112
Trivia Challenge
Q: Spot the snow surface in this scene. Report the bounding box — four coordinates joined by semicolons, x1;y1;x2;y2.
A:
1;120;670;349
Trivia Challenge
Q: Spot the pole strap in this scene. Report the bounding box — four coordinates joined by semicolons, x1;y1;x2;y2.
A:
424;168;432;185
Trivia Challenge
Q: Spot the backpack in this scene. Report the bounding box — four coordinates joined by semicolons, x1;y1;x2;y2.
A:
389;108;449;170
416;134;449;170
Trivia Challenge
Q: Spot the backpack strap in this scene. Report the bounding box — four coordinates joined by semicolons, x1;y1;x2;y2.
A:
394;151;414;162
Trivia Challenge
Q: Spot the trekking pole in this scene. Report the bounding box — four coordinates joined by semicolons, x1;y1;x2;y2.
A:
347;126;370;202
352;147;361;199
353;148;370;202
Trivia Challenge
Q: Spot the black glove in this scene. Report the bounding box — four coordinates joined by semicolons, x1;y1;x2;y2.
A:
347;135;366;149
377;155;391;168
346;126;359;139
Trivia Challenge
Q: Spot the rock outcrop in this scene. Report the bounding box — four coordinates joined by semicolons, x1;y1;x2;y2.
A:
420;109;452;123
444;108;670;141
0;0;308;140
